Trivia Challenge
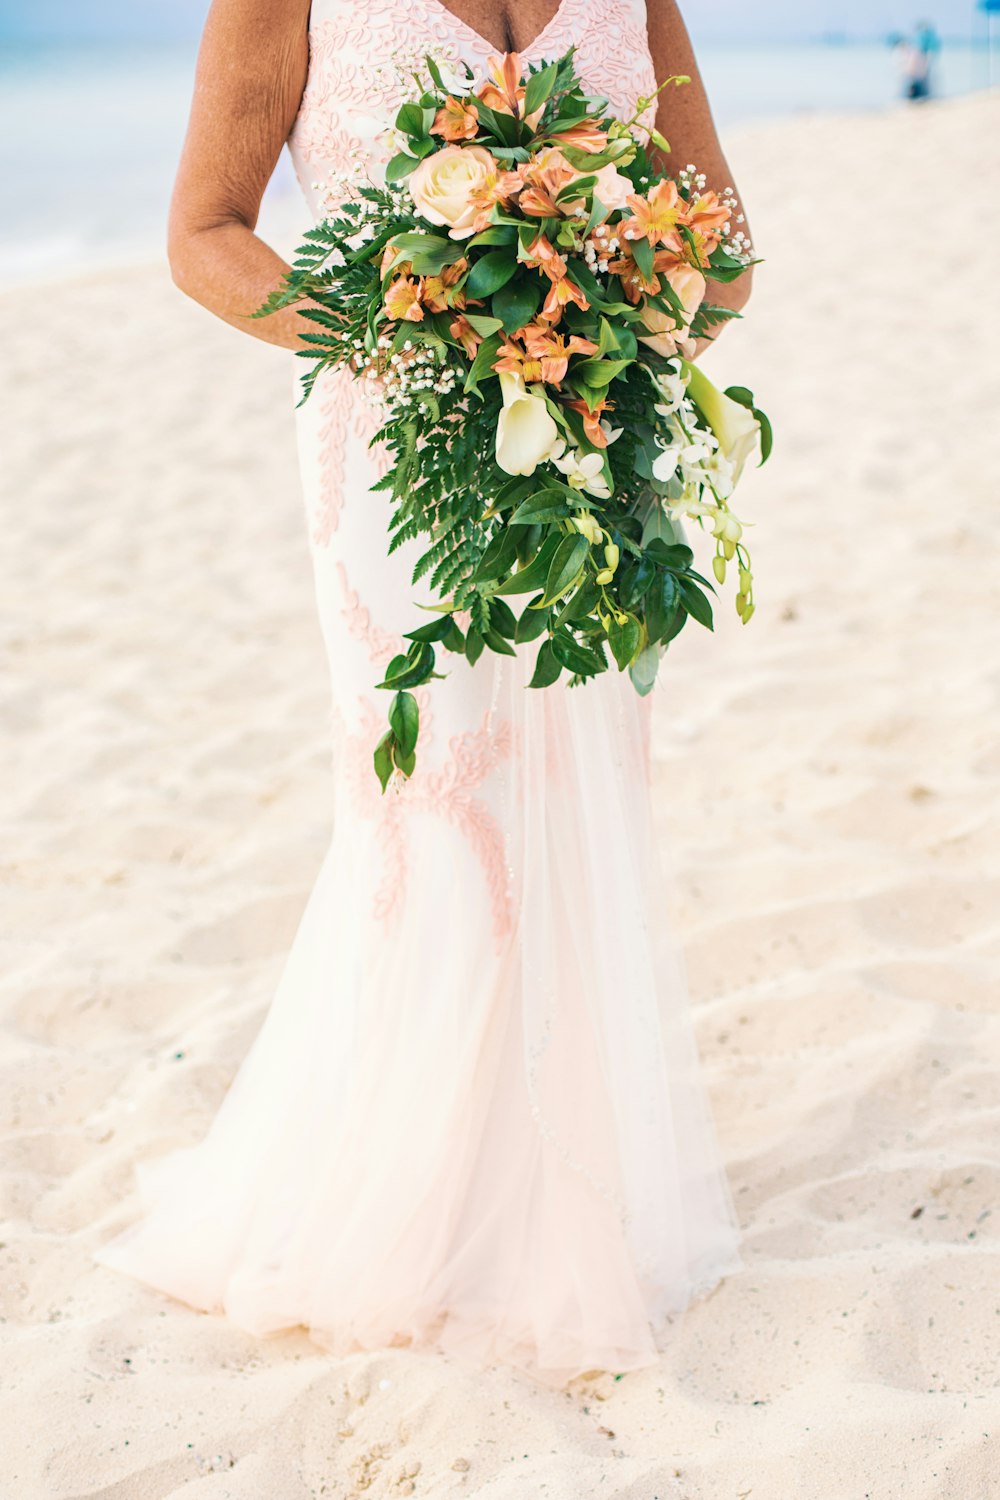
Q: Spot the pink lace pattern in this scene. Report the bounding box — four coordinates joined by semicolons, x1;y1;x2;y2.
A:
344;698;516;948
288;0;658;182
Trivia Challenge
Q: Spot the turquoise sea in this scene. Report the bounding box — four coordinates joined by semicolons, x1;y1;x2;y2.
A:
0;38;992;282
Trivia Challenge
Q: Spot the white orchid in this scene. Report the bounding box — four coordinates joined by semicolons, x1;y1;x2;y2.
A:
653;365;689;416
495;372;564;476
553;448;611;499
651;444;682;483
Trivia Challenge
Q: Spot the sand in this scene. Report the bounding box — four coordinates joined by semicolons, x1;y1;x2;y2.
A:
2;91;999;1499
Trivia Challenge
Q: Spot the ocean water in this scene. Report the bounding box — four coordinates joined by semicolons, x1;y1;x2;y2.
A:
0;38;991;283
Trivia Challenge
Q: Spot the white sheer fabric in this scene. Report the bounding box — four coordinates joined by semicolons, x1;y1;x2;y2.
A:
94;0;744;1387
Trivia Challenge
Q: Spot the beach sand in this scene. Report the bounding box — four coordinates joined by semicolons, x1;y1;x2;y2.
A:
2;93;999;1498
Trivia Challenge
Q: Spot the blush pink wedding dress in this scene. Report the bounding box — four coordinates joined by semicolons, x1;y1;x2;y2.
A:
94;0;744;1388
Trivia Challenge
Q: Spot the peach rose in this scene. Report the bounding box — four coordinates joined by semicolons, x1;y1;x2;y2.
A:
408;144;499;240
637;263;706;357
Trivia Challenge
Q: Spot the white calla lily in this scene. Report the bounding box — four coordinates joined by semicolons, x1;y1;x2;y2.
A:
495;371;563;476
681;361;760;482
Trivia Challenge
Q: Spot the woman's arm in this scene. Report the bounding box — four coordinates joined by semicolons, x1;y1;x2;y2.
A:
645;0;753;339
167;0;314;350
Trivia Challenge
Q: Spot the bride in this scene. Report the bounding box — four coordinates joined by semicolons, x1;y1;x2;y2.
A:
95;0;753;1388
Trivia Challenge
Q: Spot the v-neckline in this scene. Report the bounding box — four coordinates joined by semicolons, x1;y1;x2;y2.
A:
424;0;573;60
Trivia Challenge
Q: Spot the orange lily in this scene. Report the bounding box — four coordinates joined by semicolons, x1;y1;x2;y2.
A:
431;95;480;141
564;395;615;449
469;166;525;233
681;189;730;243
606;243;659;304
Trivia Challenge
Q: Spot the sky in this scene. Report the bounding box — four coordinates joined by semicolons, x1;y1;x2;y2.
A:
0;0;980;44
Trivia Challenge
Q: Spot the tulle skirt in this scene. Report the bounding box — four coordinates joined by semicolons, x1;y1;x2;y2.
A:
93;372;744;1388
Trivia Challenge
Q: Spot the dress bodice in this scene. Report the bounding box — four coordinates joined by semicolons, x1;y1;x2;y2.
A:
286;0;658;215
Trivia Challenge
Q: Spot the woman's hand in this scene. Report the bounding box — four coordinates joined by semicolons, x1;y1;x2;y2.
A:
167;0;315;350
645;0;753;354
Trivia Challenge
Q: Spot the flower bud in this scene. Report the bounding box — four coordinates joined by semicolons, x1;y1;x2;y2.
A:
735;592;746;613
722;537;736;560
595;568;614;585
739;566;753;593
741;602;755;624
712;554;727;584
650;128;671;153
572;513;603;546
603;542;620;575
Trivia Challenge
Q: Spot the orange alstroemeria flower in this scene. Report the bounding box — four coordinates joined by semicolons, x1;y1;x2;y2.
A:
421;257;468;313
606;243;659;305
681;189;730;243
493;337;544;385
540;273;589;323
518;148;578;218
384;275;425;322
450;313;483;358
565;395;615;449
546;119;610;153
431;95;480;141
521;233;567;283
476;52;543;125
469;166;525;233
619;178;684;250
521;322;598;384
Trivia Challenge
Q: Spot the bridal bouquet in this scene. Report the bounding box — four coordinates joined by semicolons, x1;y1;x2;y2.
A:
257;48;770;789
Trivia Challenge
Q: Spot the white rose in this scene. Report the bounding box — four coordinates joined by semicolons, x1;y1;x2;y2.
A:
682;361;760;482
495;371;563;476
408;144;497;240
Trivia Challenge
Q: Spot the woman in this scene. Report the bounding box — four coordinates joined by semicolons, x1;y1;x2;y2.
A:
95;0;752;1388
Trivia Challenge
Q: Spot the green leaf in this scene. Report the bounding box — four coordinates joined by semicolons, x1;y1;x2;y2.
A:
540;533;590;606
646;538;694;570
465;627;485;665
514;600;550;642
618;556;655;610
385;151;418;184
629;643;661;696
645;570;680;643
388;690;419;760
631;234;654;283
466;251;519;299
607;613;641;671
473;523;521;582
528;639;562;688
524;60;559;117
551;630;606;676
376;640;435;689
463;312;504;336
373;731;395;794
404;614;457;643
484;627;517;657
467;225;518;249
492;274;543;333
510;489;574;525
490;534;560;595
488;596;517;639
395;101;426;137
678;578;714;630
464;331;502;397
392;743;416;778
